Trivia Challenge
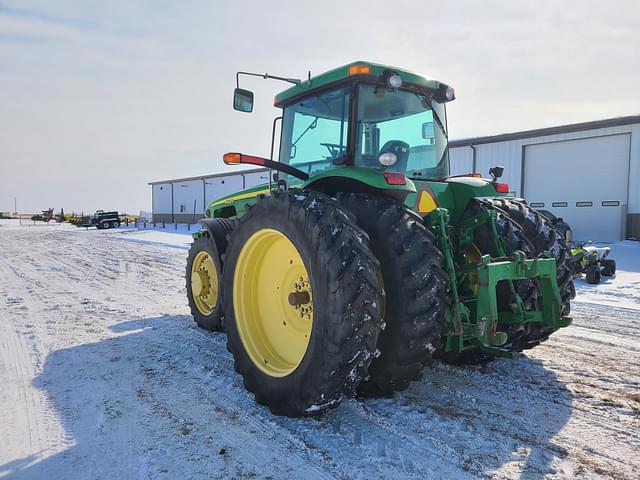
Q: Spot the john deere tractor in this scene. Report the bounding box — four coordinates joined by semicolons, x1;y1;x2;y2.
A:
186;62;575;417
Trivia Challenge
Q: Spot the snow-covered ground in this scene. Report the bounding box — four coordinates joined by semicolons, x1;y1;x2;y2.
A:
1;219;639;479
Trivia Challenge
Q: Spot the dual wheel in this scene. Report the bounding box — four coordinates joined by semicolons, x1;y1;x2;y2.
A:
186;191;449;416
437;197;576;364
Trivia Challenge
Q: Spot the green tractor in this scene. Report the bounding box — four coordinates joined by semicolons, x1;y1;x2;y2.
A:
186;62;575;417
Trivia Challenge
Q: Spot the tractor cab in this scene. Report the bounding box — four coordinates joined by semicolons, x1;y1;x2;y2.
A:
228;62;455;189
274;63;453;183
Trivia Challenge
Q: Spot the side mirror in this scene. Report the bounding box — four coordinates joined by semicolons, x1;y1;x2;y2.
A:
233;88;254;113
489;165;504;181
422;121;434;143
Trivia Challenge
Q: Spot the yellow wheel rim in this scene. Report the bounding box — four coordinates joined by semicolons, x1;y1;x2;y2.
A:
191;250;219;315
233;228;313;377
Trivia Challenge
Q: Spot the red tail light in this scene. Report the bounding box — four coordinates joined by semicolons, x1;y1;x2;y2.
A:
495;182;509;193
383;172;406;185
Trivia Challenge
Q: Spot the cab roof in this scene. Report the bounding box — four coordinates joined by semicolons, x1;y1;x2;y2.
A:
273;61;450;107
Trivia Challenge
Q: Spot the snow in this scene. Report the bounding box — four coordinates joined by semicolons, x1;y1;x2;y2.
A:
1;222;639;479
114;228;194;250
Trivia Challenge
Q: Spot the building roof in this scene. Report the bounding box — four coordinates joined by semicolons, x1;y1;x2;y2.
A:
148;167;269;186
449;115;640;148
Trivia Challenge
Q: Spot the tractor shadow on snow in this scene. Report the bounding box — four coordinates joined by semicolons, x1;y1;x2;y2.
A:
2;315;573;479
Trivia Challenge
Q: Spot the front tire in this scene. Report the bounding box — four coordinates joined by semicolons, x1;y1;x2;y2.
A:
186;235;224;331
223;191;383;416
337;194;449;397
586;265;602;284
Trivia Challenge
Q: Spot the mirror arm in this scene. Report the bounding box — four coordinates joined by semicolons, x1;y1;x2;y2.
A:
236;71;302;88
269;116;283;191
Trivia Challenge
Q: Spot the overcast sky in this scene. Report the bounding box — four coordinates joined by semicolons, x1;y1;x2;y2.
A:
1;0;639;214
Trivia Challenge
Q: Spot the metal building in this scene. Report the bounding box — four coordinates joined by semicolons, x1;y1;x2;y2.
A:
149;168;270;223
449;115;640;242
150;116;639;241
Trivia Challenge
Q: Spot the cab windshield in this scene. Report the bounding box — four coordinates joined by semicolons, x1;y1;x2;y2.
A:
279;83;449;180
355;84;449;180
279;85;352;176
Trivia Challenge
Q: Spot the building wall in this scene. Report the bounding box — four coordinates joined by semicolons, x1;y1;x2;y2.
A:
172;179;204;218
450;121;640;239
243;170;272;188
151;168;270;223
448;147;473;175
152;183;172;216
204;175;244;210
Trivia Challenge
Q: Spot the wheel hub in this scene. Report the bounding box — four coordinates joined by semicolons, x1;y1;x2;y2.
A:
191;270;209;296
233;228;314;377
190;250;218;315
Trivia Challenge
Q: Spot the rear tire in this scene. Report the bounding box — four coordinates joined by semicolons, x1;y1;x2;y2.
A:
601;258;616;276
489;199;575;312
336;193;449;397
222;191;383;416
487;198;576;349
186;235;224;331
436;198;537;364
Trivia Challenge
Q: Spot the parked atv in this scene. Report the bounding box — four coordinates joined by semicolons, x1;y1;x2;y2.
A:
570;243;616;284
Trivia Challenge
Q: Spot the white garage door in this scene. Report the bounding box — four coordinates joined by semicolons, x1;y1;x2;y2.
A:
524;134;630;242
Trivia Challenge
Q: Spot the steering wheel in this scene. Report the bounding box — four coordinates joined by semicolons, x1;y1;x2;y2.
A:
320;143;346;158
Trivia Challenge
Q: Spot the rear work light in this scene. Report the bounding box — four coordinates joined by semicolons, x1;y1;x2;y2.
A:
383;171;406;185
495;182;509;193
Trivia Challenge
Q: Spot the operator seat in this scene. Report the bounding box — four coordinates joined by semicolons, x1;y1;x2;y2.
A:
379;140;410;172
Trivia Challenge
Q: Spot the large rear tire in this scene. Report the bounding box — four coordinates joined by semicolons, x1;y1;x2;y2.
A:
487;198;576;349
222;191;383;416
436;198;537;364
337;193;449;397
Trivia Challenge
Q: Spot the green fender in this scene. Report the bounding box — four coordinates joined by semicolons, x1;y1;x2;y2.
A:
301;167;416;201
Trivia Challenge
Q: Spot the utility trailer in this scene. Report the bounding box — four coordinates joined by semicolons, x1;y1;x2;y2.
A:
73;210;121;229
